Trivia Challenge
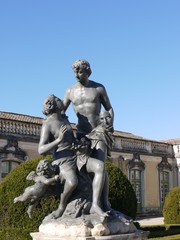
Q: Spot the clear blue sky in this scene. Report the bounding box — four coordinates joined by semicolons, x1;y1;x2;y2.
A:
0;1;180;141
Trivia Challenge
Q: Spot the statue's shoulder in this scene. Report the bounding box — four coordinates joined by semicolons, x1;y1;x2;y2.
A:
65;82;79;95
71;82;80;89
42;117;49;124
42;116;53;128
89;80;104;88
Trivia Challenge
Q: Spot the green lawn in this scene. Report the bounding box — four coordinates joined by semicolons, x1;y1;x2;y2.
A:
140;224;180;239
149;234;180;240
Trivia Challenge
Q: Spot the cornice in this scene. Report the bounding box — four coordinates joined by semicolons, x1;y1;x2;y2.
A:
0;111;42;124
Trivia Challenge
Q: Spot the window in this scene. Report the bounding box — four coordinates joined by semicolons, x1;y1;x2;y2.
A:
160;171;169;206
1;161;19;178
130;169;142;212
158;157;172;208
177;145;180;153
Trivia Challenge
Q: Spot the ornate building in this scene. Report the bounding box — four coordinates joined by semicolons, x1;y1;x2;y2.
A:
161;138;180;185
0;111;178;216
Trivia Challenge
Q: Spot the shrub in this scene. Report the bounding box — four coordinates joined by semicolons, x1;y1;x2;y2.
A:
0;228;32;240
163;186;180;224
106;161;137;219
0;157;137;231
0;156;56;231
140;225;180;238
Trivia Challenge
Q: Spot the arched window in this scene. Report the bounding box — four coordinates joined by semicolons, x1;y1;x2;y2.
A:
1;160;20;179
128;153;145;212
0;138;27;181
177;145;180;153
130;169;142;211
160;171;169;205
158;157;172;208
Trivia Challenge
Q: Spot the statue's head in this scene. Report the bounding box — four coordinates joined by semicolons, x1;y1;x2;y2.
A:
36;159;50;174
42;94;64;116
99;111;113;132
36;159;57;175
72;59;92;78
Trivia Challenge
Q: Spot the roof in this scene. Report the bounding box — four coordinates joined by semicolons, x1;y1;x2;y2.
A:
0;111;42;124
161;138;180;145
0;111;176;144
113;130;164;143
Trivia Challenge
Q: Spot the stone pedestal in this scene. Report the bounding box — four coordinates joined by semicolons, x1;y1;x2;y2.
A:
31;230;149;240
30;209;149;240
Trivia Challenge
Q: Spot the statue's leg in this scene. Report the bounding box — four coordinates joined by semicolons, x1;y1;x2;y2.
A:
14;191;30;203
92;141;107;161
86;158;108;216
52;169;78;219
101;171;111;211
27;199;39;218
91;142;111;212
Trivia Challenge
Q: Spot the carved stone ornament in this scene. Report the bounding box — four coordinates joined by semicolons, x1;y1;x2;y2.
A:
158;157;172;171
128;153;145;171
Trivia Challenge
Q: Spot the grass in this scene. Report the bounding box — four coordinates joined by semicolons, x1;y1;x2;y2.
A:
139;225;180;239
0;228;32;240
149;234;180;239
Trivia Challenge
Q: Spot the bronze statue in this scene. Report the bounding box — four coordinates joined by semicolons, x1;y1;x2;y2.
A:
38;94;78;219
63;59;114;211
14;61;139;238
14;159;59;218
63;59;114;140
40;95;112;217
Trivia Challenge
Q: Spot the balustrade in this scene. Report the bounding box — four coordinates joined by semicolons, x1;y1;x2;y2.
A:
0;120;41;137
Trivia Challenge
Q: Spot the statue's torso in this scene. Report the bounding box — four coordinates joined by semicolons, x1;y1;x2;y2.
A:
69;82;102;134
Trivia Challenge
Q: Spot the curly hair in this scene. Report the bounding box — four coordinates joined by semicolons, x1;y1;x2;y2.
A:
36;159;50;174
72;59;92;77
42;94;63;116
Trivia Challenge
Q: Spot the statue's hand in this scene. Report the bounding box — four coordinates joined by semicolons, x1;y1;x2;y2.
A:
26;171;36;181
76;138;91;154
54;175;59;181
58;125;67;142
106;124;114;133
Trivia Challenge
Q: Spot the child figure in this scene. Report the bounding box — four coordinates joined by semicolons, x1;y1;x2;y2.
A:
14;159;59;218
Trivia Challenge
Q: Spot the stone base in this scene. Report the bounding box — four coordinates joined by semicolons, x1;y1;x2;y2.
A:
38;212;137;237
31;230;149;240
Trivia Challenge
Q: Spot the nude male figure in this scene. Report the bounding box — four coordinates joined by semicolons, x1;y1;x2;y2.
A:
63;59;114;141
63;60;114;211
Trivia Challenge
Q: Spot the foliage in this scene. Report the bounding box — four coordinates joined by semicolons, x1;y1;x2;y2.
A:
140;225;180;239
0;155;57;230
163;186;180;224
0;157;137;232
0;228;32;240
106;161;137;219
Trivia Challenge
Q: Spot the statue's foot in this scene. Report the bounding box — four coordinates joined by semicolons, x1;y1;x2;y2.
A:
103;201;112;212
51;208;65;219
27;209;32;219
14;197;21;203
90;204;108;217
13;197;18;203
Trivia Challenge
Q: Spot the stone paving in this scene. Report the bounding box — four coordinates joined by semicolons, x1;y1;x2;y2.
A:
136;217;164;226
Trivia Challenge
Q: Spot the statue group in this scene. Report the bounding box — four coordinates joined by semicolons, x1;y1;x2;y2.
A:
14;60;146;239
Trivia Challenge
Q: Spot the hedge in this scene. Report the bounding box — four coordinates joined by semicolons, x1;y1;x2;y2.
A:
163;186;180;225
0;157;137;231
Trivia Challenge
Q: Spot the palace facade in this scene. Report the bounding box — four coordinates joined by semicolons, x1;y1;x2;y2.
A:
0;111;179;216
